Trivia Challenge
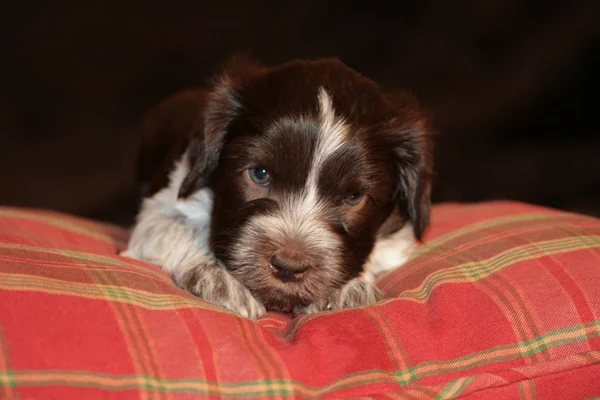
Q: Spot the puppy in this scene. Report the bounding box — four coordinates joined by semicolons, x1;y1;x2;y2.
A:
122;56;433;319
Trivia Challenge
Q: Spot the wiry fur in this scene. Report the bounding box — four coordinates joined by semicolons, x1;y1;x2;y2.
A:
122;155;265;319
123;56;433;319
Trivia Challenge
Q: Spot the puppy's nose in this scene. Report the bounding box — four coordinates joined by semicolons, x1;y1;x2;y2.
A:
269;255;309;282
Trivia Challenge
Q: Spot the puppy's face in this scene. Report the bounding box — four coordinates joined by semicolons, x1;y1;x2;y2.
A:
178;58;432;313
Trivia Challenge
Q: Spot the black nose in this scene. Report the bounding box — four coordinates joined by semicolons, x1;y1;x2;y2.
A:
269;255;309;282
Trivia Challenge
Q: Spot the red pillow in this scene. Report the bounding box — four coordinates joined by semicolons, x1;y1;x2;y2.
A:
0;201;599;399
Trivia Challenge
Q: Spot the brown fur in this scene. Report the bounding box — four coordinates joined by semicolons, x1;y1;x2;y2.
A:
131;56;434;316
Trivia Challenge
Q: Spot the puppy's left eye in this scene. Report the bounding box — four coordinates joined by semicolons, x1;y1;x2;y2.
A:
248;167;271;186
344;192;364;206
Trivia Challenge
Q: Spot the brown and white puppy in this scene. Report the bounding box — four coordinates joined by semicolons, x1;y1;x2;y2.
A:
122;56;433;319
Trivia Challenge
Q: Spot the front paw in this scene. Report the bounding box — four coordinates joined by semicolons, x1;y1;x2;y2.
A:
177;264;266;320
299;278;382;315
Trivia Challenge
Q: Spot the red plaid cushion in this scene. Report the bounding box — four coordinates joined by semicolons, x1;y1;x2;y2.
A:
1;201;599;399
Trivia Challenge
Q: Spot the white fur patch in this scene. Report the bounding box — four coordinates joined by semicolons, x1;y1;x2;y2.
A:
122;152;215;276
364;223;417;282
313;87;348;169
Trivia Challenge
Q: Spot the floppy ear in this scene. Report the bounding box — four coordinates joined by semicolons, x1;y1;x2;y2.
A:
136;88;208;198
177;55;264;198
396;139;433;242
386;93;434;242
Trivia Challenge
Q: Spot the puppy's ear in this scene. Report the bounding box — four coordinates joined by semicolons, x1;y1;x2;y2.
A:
386;92;434;242
136;88;208;198
178;55;264;198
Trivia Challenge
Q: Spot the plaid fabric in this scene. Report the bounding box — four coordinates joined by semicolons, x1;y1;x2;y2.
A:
0;201;599;399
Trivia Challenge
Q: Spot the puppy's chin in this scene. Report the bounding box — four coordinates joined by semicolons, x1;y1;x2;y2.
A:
241;282;309;314
227;259;348;314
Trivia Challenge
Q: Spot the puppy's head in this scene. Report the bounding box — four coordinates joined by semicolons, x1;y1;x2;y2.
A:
170;56;433;312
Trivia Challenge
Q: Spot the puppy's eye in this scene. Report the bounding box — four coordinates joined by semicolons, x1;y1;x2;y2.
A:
248;167;271;186
344;192;364;206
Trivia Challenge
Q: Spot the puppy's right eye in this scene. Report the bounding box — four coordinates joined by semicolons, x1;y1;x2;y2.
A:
248;167;271;186
344;192;364;206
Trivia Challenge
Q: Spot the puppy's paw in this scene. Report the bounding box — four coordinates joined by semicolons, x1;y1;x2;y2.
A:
299;278;382;315
177;263;266;320
334;278;382;310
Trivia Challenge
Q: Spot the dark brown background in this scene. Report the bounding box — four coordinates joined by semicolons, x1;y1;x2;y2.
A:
1;1;599;227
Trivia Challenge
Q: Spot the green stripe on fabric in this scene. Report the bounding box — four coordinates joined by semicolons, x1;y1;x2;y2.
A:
399;235;600;302
481;273;550;364
363;307;413;373
91;269;163;400
235;318;280;397
0;273;234;315
516;379;537;400
1;324;598;397
411;212;588;258
0;326;17;399
0;243;171;283
0;209;115;244
393;321;600;386
433;376;473;400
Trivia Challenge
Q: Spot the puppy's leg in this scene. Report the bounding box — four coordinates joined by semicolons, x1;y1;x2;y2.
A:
177;257;266;320
297;272;382;315
123;211;266;319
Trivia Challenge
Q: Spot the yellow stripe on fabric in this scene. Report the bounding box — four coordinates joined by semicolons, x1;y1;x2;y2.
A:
0;243;171;283
433;376;473;400
0;255;171;286
516;379;537;400
0;273;234;315
478;273;550;364
0;209;116;244
89;270;156;400
411;212;590;258
1;327;599;397
394;322;600;385
399;235;600;303
363;307;413;373
235;318;282;398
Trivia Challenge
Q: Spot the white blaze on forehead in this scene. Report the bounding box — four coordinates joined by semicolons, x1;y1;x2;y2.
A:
299;87;349;214
287;87;349;239
307;87;349;192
